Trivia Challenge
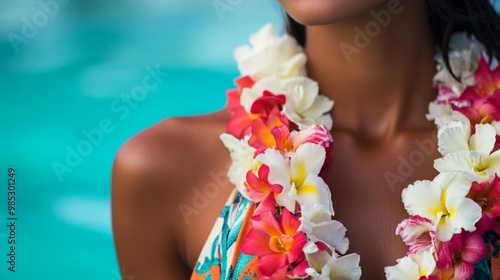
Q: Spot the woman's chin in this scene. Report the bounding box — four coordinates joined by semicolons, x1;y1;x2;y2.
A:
279;0;388;26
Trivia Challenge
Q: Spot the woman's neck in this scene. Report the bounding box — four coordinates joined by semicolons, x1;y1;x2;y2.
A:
305;0;437;143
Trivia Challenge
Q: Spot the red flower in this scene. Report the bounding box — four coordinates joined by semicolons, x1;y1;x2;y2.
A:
248;105;291;154
226;76;256;137
226;76;287;139
244;164;283;203
241;195;308;277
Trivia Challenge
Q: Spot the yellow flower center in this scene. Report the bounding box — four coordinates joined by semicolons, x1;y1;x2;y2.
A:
473;158;488;177
269;234;294;253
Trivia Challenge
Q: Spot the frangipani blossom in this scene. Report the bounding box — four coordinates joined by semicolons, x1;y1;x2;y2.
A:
301;203;349;255
220;133;258;197
241;75;334;130
234;23;307;79
401;173;482;241
240;196;307;277
435;122;500;182
304;242;361;280
256;143;334;214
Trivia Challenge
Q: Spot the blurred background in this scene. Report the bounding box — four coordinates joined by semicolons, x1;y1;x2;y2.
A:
0;0;283;279
3;1;500;280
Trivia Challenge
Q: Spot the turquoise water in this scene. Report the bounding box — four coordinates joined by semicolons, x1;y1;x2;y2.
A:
0;0;282;279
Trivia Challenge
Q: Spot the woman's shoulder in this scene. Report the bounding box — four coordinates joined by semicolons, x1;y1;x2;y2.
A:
112;109;230;194
111;109;233;277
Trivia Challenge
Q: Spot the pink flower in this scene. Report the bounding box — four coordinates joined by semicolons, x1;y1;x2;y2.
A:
468;176;500;235
241;195;308;277
452;90;500;125
289;124;333;151
244;164;283;203
451;55;500;126
474;54;500;95
396;216;436;256
469;176;500;218
436;232;487;280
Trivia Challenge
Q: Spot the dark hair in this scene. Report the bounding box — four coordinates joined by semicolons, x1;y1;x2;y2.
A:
286;0;500;77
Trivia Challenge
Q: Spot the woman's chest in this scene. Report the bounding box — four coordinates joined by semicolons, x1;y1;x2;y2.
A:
323;131;440;278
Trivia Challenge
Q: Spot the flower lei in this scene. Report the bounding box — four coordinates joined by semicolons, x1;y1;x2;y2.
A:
221;24;500;279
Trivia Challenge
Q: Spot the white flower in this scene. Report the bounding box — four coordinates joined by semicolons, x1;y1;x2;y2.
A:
402;173;481;241
426;102;469;129
433;33;484;95
255;143;334;214
234;23;307;79
435;122;500;182
301;203;349;254
305;244;361;280
385;250;436;280
240;75;334;129
220;133;258;197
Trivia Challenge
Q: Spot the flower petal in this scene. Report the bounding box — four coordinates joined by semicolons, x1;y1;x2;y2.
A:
453;261;474;280
484;149;500;177
293;143;326;176
309;220;349;255
461;233;487;264
258;253;289;277
256;148;290;187
327;254;362;280
437;121;470;155
434;151;482;181
445;196;482;233
469;123;496;156
385;257;420;280
292;173;333;214
396;216;434;245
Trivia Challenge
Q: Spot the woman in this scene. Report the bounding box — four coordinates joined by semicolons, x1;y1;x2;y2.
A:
112;0;500;279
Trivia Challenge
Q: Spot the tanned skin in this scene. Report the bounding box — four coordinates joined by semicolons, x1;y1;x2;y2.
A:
112;1;442;279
